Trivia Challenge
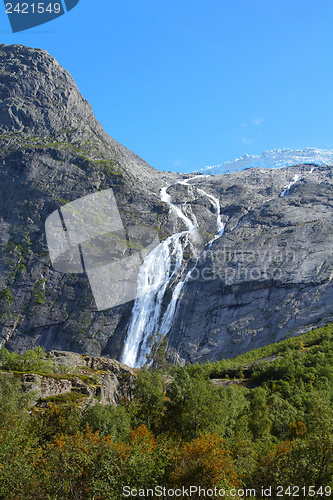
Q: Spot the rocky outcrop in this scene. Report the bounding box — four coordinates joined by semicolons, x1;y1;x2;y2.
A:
20;350;137;405
22;373;72;399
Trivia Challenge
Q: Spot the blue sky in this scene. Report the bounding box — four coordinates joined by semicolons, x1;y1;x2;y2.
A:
1;0;332;172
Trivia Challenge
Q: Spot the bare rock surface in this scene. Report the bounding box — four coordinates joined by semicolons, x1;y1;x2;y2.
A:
1;44;333;364
167;165;333;363
0;43;175;357
20;350;136;405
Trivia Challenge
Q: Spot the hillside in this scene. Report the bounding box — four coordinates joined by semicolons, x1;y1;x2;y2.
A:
1;323;333;498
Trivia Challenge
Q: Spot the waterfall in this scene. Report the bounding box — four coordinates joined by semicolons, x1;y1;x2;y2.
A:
197;187;225;240
121;184;195;367
279;174;299;197
120;233;185;367
159;184;225;338
280;168;316;197
121;164;317;366
160;186;196;231
121;178;225;367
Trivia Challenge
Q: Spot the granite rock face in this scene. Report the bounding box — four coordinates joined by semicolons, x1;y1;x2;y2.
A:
1;44;333;364
167;166;333;363
0;43;174;358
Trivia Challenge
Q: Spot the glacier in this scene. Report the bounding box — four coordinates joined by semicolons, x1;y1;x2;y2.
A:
200;148;333;175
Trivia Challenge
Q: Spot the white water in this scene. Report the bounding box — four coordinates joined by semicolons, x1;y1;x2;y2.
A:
121;183;197;367
158;179;226;340
279;174;299;197
121;178;225;367
279;166;316;198
120;232;185;367
197;187;225;239
160;186;196;231
178;176;224;238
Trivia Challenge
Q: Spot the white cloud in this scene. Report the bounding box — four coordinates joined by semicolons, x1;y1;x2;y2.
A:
242;136;253;146
252;117;264;126
241;117;264;129
173;159;187;167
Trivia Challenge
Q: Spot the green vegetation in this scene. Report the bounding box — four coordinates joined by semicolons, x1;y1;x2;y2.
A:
42;391;89;404
0;346;53;374
1;325;333;498
31;278;47;305
0;131;122;179
0;288;13;306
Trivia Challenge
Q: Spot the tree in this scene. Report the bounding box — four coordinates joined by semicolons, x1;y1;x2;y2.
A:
171;433;240;497
0;346;52;373
121;425;172;491
130;367;166;432
82;402;131;441
163;367;229;440
35;402;81;444
0;374;38;500
33;426;120;500
144;331;169;372
248;386;272;440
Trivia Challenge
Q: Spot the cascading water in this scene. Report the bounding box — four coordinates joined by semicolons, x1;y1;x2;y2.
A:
120;184;197;368
197;187;225;241
160;186;197;231
279;168;315;197
121;166;318;367
121;177;226;367
120;233;185;367
279;174;299;197
120;159;322;367
159;181;227;335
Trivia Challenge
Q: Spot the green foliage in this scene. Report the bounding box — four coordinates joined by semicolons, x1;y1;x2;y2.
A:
144;331;169;372
35;403;82;444
31;279;46;305
0;288;13;305
121;425;172;491
0;374;38;499
0;346;53;374
248;387;272;440
208;322;333;380
82;402;131;441
163;367;227;440
130;367;165;432
1;323;333;497
268;393;298;439
43;391;89;403
160;365;249;442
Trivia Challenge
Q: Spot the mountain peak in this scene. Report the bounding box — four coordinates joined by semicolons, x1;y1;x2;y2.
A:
0;43;96;136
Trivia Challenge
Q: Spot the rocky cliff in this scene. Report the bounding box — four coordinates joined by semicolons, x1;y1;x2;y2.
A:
0;43;174;358
167;166;333;363
1;44;332;365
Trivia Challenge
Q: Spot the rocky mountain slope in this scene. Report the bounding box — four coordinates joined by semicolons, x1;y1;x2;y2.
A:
1;44;332;365
167;166;333;363
0;43;175;358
